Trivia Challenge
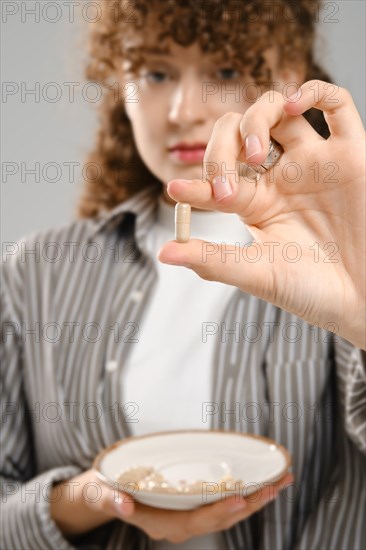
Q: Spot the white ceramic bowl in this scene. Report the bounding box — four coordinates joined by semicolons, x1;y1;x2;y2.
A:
93;430;291;510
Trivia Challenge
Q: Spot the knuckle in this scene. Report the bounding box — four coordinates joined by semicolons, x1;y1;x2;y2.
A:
214;111;240;129
241;108;256;130
261;90;281;103
338;86;351;103
306;78;325;91
222;111;240;120
306;78;320;87
240;96;271;129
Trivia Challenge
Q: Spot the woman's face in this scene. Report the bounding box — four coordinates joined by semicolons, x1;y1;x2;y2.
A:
122;39;303;203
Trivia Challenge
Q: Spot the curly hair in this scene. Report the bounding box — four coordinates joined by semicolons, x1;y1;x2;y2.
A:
77;0;331;218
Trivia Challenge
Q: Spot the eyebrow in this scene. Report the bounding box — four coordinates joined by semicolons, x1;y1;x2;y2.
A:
124;45;171;57
123;44;232;67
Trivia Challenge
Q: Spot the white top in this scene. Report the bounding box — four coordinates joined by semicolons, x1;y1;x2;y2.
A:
123;197;253;549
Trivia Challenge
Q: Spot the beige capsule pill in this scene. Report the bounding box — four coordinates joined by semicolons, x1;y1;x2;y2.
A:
175;202;191;243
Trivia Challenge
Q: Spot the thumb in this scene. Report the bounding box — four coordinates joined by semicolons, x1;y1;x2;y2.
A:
158;239;276;299
107;489;136;519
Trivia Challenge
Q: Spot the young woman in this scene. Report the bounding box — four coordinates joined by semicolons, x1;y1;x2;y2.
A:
1;1;365;549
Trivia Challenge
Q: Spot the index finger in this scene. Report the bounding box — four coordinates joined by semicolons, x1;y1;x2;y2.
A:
167;112;259;212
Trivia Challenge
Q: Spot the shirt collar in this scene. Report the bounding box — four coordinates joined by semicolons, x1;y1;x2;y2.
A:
87;183;162;245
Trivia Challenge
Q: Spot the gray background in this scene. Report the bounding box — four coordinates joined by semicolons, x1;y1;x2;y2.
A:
2;0;365;244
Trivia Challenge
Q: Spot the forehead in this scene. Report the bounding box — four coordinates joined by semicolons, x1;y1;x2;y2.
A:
118;3;280;80
123;39;228;65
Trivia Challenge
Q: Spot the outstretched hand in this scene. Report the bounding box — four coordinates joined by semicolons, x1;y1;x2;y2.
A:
50;468;293;544
158;81;366;350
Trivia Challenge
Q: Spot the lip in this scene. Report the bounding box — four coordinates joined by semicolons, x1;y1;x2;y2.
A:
168;143;207;164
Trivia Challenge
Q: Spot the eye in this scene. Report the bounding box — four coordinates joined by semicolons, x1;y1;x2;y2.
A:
216;68;241;81
144;71;169;83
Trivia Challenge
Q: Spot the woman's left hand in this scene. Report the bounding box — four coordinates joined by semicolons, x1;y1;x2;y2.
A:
158;81;366;349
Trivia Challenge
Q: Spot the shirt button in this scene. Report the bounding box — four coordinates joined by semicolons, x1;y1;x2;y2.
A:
106;360;118;372
130;290;144;303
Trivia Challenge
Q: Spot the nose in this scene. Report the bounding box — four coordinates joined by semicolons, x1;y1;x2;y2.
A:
168;73;206;127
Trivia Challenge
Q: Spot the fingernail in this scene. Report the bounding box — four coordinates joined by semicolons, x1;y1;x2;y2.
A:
212;176;232;201
245;134;262;160
228;498;247;513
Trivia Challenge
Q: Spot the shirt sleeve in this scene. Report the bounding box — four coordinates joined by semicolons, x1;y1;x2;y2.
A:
334;337;366;455
1;250;83;550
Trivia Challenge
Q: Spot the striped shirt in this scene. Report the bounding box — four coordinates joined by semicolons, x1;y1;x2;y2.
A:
1;185;365;550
